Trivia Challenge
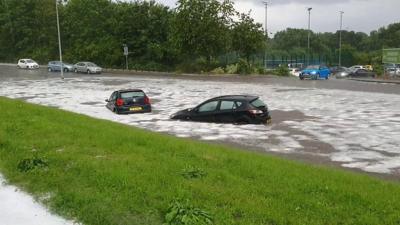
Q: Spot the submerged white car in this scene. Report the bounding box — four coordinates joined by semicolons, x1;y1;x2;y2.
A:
17;59;39;69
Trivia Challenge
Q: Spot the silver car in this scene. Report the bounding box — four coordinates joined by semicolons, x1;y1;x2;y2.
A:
73;62;102;74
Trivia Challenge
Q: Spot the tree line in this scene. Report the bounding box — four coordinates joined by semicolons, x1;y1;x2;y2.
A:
0;0;399;73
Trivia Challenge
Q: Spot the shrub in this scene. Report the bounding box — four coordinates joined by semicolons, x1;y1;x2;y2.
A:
225;64;238;74
273;65;290;76
181;166;207;179
237;58;252;75
164;199;213;225
210;67;225;74
17;156;48;172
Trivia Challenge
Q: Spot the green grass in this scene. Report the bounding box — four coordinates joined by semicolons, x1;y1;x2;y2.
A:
0;97;400;225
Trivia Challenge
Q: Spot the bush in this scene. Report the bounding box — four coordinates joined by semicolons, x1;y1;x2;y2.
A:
237;58;252;75
225;64;238;74
273;65;290;76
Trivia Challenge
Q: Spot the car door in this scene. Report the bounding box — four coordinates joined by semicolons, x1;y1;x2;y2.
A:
19;60;26;68
76;63;83;72
214;100;237;123
191;100;219;122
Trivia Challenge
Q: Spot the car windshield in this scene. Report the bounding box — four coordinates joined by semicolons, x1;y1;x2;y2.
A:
120;91;144;99
87;63;97;67
250;98;266;108
26;59;35;63
306;65;319;70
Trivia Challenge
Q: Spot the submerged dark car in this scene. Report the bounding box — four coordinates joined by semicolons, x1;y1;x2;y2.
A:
170;95;271;124
106;89;151;114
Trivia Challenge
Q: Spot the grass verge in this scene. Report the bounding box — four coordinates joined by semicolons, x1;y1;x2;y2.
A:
0;97;399;225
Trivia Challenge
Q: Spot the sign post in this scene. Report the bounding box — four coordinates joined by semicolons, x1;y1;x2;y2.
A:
382;48;400;78
382;48;400;64
123;44;129;70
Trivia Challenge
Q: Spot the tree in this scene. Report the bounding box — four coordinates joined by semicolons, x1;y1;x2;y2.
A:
172;0;235;69
231;12;265;67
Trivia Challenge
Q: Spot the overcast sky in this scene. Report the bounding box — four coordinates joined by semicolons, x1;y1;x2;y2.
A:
155;0;400;36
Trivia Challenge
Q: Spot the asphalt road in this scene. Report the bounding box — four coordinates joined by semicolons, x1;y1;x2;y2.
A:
1;65;399;179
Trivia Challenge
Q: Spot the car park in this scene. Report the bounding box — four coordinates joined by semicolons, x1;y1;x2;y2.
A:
47;61;74;72
106;89;151;114
170;95;271;124
299;65;331;80
74;62;102;74
17;59;39;69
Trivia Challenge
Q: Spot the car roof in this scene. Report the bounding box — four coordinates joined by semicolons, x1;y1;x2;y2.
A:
118;89;144;93
209;95;258;101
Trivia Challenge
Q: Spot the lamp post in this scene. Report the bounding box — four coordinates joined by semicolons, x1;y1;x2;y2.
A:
55;0;64;79
339;11;344;67
307;7;312;66
263;1;268;69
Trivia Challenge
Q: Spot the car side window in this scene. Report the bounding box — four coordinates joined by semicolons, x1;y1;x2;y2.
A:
110;92;117;101
21;60;25;63
198;101;218;112
219;101;235;111
235;101;243;108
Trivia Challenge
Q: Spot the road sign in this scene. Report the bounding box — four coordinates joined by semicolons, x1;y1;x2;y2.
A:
123;46;129;56
382;48;400;64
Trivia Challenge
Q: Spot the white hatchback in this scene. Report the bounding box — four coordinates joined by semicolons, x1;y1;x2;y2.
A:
17;59;39;69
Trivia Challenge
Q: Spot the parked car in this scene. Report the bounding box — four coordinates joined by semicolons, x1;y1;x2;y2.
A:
106;89;151;114
349;69;376;78
47;61;74;72
17;59;39;69
299;65;331;80
170;95;271;125
349;65;365;72
289;68;301;77
333;67;351;79
74;62;102;74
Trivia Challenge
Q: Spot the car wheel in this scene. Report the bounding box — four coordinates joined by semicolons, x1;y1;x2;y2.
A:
299;76;304;80
48;67;52;72
63;68;68;72
87;69;90;74
74;68;78;73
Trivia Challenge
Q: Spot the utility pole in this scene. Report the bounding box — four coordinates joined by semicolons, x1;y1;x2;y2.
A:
55;0;64;79
307;7;312;66
263;1;268;69
339;11;344;67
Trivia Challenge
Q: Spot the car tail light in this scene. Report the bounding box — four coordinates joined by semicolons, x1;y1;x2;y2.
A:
144;96;150;104
248;109;263;115
116;98;124;106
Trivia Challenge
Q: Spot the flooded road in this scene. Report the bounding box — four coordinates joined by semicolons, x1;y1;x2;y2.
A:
1;65;400;178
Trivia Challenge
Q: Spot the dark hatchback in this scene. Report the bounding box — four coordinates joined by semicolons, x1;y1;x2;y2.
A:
106;89;151;114
170;95;271;124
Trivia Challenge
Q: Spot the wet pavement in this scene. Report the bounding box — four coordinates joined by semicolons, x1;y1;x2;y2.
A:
1;65;400;179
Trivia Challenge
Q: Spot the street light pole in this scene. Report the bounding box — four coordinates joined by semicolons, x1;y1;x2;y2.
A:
55;0;64;79
263;1;268;69
307;7;312;66
339;11;344;67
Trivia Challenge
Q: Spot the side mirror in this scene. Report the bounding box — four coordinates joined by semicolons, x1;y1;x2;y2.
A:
105;99;109;102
